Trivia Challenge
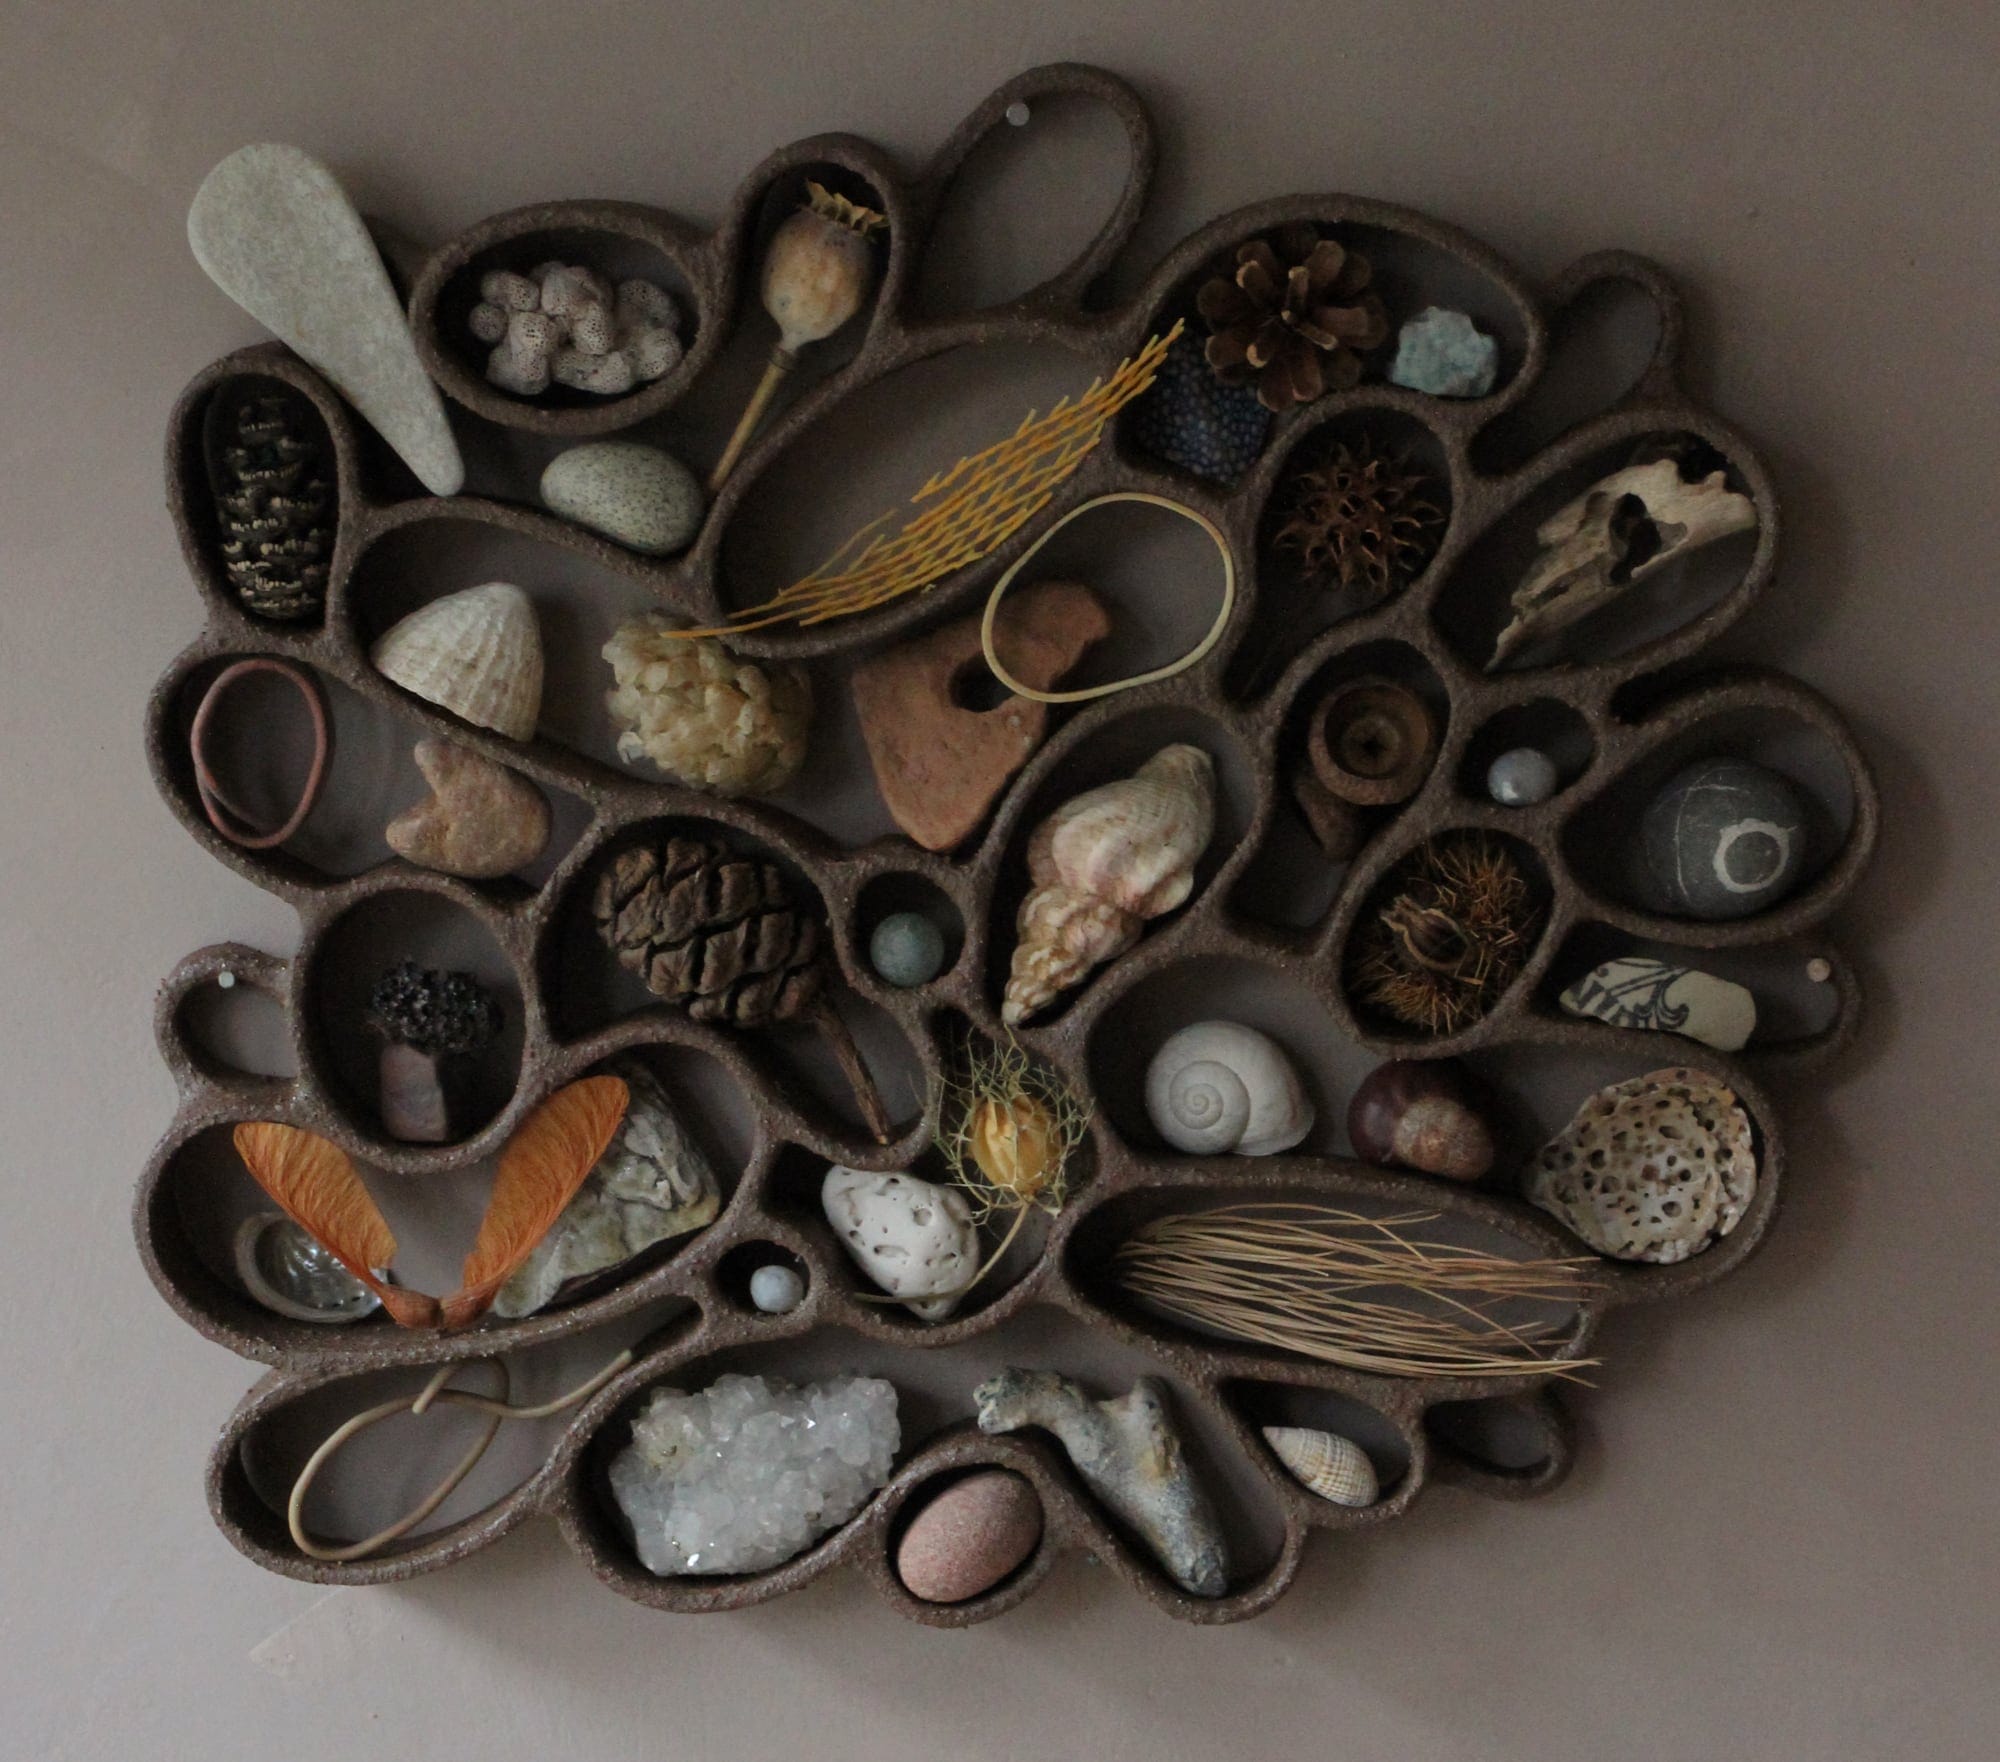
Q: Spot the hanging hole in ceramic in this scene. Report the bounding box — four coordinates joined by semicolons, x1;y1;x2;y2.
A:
1459;698;1596;807
911;81;1150;319
856;873;964;991
1084;954;1344;1158
709;337;1096;630
1225;1379;1415;1508
1561;702;1863;932
1472;258;1676;475
1423;1392;1570;1494
1229;407;1454;699
409;201;709;437
176;968;297;1082
983;707;1256;1030
1433;427;1767;676
300;887;524;1152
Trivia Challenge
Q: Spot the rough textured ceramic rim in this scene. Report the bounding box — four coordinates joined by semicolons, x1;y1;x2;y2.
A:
138;62;1878;1625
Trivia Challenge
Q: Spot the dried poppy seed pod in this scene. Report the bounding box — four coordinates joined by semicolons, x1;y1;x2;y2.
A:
1347;1059;1495;1182
711;182;887;489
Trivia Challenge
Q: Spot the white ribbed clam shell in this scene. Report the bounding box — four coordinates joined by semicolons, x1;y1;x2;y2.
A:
1143;1021;1313;1156
1263;1426;1378;1508
370;581;544;740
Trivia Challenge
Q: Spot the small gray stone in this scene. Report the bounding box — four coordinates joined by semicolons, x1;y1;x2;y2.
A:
540;441;703;555
1389;307;1499;399
975;1368;1228;1597
749;1263;805;1314
188;144;463;496
1487;746;1560;806
1642;758;1809;920
868;911;946;987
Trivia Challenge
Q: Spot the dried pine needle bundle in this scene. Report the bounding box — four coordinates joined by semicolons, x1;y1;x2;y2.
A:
676;322;1183;636
1113;1201;1595;1379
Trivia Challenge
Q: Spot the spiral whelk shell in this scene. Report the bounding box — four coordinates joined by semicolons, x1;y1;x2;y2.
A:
369;581;544;741
1003;744;1216;1025
1144;1020;1314;1156
1263;1425;1379;1508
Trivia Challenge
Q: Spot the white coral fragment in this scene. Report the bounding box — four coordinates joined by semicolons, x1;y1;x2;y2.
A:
469;260;683;399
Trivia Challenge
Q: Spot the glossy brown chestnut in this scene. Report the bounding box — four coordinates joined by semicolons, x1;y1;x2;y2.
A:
1346;1059;1495;1182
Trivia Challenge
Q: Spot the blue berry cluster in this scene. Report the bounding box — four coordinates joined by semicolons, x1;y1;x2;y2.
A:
1126;331;1271;484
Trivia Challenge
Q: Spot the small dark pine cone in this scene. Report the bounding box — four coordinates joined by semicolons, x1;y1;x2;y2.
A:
366;962;502;1056
1197;224;1389;413
592;836;824;1027
211;390;334;623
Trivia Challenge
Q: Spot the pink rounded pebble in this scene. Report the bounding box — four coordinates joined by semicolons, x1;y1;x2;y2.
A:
894;1469;1043;1604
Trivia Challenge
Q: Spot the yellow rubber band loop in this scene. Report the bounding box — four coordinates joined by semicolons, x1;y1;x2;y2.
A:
979;491;1236;704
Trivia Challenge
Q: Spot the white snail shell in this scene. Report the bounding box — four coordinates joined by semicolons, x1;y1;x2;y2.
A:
1143;1021;1314;1156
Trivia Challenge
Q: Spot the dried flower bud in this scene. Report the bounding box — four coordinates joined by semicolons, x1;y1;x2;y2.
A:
967;1093;1058;1204
762;181;887;354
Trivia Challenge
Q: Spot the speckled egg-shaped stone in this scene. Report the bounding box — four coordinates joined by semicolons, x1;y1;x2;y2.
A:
869;911;946;988
540;441;703;556
895;1470;1044;1604
1641;757;1809;920
1487;746;1560;806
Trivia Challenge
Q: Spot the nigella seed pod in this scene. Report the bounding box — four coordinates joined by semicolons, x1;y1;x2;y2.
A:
1346;1059;1494;1182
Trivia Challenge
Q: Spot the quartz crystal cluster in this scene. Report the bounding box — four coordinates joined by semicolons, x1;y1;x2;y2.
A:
609;1373;899;1575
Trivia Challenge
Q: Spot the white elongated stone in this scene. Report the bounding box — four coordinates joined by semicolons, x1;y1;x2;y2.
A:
493;1058;720;1317
821;1166;977;1320
1559;956;1756;1052
189;143;464;495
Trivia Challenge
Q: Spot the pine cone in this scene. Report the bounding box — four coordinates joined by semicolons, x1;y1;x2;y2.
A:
593;836;824;1026
1197;225;1389;413
211;391;334;622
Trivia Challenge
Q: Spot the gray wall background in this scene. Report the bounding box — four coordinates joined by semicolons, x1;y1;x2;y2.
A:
2;3;1994;1758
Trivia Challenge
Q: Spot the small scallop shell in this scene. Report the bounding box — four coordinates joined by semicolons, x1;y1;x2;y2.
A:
1144;1021;1314;1156
370;581;544;740
232;1212;381;1324
1263;1426;1378;1508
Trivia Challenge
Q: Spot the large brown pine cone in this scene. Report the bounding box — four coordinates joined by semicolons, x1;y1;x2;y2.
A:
593;836;824;1026
1197;225;1389;413
211;390;334;622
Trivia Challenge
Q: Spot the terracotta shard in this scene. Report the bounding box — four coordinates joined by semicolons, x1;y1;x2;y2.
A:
852;580;1109;851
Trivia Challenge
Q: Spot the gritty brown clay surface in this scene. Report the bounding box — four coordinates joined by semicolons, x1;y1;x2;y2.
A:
138;63;1877;1626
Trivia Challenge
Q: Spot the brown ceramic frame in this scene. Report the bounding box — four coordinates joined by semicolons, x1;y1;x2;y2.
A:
138;63;1878;1626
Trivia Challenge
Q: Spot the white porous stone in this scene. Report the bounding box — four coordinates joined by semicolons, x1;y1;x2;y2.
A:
1558;956;1757;1053
821;1166;977;1320
540;442;704;556
188;144;464;495
609;1373;899;1575
492;1058;720;1318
